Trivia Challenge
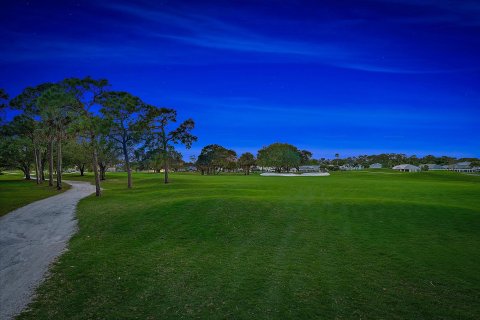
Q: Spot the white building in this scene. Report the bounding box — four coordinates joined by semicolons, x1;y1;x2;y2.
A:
448;162;477;173
392;164;420;172
369;163;382;169
340;164;364;171
422;164;445;170
298;165;321;173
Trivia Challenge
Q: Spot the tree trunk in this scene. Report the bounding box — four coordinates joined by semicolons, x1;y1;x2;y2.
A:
163;154;169;184
122;142;132;188
41;154;46;181
91;136;101;196
33;147;40;185
48;139;54;187
23;166;31;180
99;164;106;180
38;149;44;183
79;164;85;176
162;139;169;184
56;136;62;190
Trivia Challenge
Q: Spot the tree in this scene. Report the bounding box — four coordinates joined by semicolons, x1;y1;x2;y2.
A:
140;147;184;173
97;91;147;188
0;88;8;124
0;89;7;107
196;144;236;175
63;138;90;176
10;84;54;184
144;107;196;183
238;152;256;175
37;86;78;189
257;143;301;172
6;115;44;184
335;153;340;166
421;154;437;164
97;136;120;180
166;149;185;172
0;127;34;179
299;149;313;165
62;77;109;196
471;160;480;168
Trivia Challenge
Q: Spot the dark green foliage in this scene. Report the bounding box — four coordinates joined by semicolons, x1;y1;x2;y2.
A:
196;144;237;175
97;91;148;188
257;142;301;172
238;152;256;174
144;106;197;183
0;88;8;115
0;135;34;178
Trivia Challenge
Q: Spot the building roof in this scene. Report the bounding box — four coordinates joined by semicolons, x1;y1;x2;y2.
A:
299;165;320;170
392;164;420;170
369;163;382;168
340;164;363;168
454;162;472;169
423;164;444;169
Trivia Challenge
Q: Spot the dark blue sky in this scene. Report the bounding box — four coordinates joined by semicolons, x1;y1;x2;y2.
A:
1;0;479;159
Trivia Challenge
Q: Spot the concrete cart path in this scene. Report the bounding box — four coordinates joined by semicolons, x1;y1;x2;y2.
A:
0;180;95;320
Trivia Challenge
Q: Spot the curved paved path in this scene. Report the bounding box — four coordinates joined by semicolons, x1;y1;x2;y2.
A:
0;180;95;320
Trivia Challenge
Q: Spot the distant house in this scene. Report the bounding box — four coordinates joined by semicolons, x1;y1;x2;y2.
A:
422;164;445;170
339;164;364;171
448;162;477;172
298;165;321;173
369;163;382;169
392;164;420;172
177;166;197;172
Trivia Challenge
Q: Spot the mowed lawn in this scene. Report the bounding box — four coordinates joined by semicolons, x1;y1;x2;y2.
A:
0;173;70;217
17;171;480;319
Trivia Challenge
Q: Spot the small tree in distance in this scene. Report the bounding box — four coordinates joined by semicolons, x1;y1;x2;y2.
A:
144;106;197;184
257;143;301;172
238;152;256;175
195;144;236;175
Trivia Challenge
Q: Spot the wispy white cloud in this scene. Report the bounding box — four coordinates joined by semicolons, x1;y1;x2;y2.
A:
100;2;456;74
1;1;476;74
104;3;346;57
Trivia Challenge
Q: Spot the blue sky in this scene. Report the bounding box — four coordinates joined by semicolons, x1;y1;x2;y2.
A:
1;0;479;159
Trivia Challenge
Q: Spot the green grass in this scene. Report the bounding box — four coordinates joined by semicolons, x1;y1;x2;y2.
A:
15;170;480;319
0;173;70;217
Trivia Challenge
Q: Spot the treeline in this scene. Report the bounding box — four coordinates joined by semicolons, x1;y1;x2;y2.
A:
330;154;480;168
195;142;315;174
0;78;196;196
193;143;480;174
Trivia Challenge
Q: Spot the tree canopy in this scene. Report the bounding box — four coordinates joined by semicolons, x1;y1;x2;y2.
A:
196;144;237;175
257;143;302;172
